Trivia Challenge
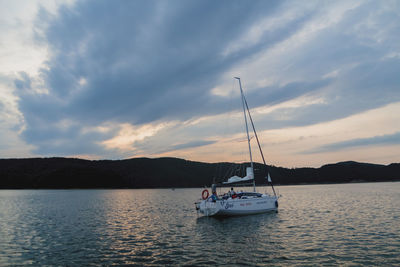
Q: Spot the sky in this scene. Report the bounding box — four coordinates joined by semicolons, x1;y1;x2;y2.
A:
1;0;400;168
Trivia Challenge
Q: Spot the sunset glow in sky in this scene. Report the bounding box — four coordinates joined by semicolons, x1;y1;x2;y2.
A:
1;0;399;167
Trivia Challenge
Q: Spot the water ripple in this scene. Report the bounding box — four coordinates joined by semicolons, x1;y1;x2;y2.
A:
0;183;399;266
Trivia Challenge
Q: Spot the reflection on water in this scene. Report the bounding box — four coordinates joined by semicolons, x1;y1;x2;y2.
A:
0;183;399;266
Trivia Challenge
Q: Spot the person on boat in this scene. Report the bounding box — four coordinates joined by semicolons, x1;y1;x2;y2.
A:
210;191;218;202
229;187;236;196
211;184;217;196
229;187;237;198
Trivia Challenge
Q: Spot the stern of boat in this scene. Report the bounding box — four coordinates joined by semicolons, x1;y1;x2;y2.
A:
197;200;220;216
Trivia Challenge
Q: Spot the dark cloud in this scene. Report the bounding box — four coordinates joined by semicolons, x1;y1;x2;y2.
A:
158;140;216;154
242;1;400;132
33;0;281;124
14;72;31;91
304;132;400;154
16;0;284;155
249;58;400;132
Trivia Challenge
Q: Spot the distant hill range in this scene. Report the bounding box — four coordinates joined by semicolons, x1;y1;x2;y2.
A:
0;157;399;189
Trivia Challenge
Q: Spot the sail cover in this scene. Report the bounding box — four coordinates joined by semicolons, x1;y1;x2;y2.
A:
223;167;254;184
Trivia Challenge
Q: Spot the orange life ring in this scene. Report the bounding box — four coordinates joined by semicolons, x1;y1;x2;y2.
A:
202;189;209;200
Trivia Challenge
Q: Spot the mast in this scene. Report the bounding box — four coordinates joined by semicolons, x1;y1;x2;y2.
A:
242;95;277;198
235;77;255;192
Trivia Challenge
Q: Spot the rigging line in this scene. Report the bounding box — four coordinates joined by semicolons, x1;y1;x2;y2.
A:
226;163;236;179
242;92;277;198
235;77;256;192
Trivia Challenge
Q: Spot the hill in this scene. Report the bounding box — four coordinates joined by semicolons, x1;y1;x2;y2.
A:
0;157;399;189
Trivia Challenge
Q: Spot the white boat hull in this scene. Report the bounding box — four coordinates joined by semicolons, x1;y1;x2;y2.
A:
196;194;278;217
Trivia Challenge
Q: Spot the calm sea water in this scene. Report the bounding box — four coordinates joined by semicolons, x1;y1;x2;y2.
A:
0;182;399;266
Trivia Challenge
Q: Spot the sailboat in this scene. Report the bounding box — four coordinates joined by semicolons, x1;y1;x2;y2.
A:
195;77;279;216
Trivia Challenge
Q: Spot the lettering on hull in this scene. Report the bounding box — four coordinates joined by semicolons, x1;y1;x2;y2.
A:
225;203;234;209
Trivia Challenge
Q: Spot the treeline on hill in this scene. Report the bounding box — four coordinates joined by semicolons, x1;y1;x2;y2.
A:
0;157;399;189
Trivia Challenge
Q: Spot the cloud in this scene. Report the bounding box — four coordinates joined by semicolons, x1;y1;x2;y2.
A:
6;0;400;163
239;0;400;130
305;132;400;154
15;0;285;155
0;74;35;158
158;140;217;154
31;0;281;122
